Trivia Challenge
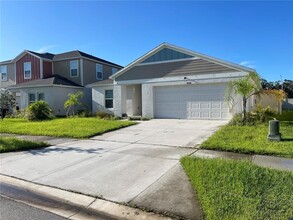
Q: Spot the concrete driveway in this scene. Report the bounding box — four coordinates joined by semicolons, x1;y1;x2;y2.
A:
0;119;226;219
93;119;226;147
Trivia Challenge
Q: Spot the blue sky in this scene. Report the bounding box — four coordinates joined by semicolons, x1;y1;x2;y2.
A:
0;1;292;81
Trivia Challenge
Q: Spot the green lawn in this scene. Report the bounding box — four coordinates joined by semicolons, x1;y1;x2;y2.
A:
0;137;49;153
0;118;135;138
201;121;293;158
181;157;293;220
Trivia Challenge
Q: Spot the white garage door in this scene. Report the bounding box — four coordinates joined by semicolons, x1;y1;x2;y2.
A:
154;84;231;120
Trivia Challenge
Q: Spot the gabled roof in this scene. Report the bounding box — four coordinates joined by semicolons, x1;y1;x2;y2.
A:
0;59;12;64
7;50;122;68
27;51;55;60
110;43;256;79
12;50;54;62
53;50;123;68
8;74;82;89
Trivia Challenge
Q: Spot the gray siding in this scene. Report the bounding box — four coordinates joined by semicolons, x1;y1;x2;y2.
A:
53;59;82;86
116;59;238;81
1;63;15;88
83;59;121;86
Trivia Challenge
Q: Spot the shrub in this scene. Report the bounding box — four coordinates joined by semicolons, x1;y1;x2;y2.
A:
77;109;93;117
251;105;276;123
96;111;114;119
128;116;151;121
230;106;276;126
5;109;28;118
229;113;256;126
27;101;54;121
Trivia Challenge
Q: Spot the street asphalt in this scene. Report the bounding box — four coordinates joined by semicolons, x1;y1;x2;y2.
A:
0;196;67;220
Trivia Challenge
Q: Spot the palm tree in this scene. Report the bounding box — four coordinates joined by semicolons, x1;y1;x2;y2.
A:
226;72;286;125
225;72;261;125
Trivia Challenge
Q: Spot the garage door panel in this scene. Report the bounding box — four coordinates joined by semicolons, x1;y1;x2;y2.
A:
154;84;231;120
211;102;221;109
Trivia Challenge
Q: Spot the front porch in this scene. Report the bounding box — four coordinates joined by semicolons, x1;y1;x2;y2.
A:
114;84;142;117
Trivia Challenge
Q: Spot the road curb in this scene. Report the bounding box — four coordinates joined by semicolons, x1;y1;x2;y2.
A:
0;174;171;220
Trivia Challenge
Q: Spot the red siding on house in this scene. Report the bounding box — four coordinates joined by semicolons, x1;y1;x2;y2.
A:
16;53;40;84
43;61;52;78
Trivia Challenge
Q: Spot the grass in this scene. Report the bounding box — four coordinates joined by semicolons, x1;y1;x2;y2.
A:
0;118;136;138
181;157;293;220
0;137;49;153
275;111;293;121
201;121;293;158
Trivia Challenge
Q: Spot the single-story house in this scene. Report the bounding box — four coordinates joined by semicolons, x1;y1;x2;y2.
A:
89;43;256;120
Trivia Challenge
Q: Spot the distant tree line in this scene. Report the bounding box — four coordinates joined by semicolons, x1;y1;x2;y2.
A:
261;79;293;98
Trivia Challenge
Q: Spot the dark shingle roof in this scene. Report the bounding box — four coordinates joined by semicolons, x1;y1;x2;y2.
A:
87;79;113;87
53;50;122;68
8;74;82;89
0;59;12;64
2;50;122;68
78;51;123;68
27;51;55;60
52;51;81;60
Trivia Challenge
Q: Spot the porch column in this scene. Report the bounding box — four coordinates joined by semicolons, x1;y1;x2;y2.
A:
142;84;154;118
113;84;126;117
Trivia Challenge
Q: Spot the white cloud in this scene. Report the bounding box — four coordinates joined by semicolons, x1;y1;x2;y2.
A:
36;45;56;53
239;61;256;68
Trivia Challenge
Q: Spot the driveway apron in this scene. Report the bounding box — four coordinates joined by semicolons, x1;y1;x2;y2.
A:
0;119;226;219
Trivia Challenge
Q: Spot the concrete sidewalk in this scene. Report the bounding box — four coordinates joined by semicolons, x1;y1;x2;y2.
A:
193;149;293;171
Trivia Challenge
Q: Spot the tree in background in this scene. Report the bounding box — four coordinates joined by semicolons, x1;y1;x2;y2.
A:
64;91;84;117
261;79;293;98
0;89;15;120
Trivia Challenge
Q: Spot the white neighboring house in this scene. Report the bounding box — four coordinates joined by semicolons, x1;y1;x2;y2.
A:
89;43;257;120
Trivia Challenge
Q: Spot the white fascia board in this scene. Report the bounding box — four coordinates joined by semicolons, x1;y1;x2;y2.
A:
114;71;249;85
86;84;114;88
111;43;255;80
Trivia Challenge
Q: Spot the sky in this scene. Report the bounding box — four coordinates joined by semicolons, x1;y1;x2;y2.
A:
0;0;292;82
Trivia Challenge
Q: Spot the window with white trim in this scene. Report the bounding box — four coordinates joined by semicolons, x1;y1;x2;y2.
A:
0;65;7;81
24;62;31;79
38;93;45;101
112;67;118;75
105;90;113;108
70;60;78;77
96;64;103;80
29;93;36;104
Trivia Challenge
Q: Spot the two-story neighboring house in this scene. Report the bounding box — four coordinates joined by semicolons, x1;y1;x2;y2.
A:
0;50;122;115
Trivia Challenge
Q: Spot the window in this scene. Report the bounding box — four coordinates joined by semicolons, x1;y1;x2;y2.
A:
38;93;45;101
24;62;31;79
96;64;103;80
70;60;78;77
105;90;113;108
29;93;36;104
112;68;118;75
0;65;7;81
